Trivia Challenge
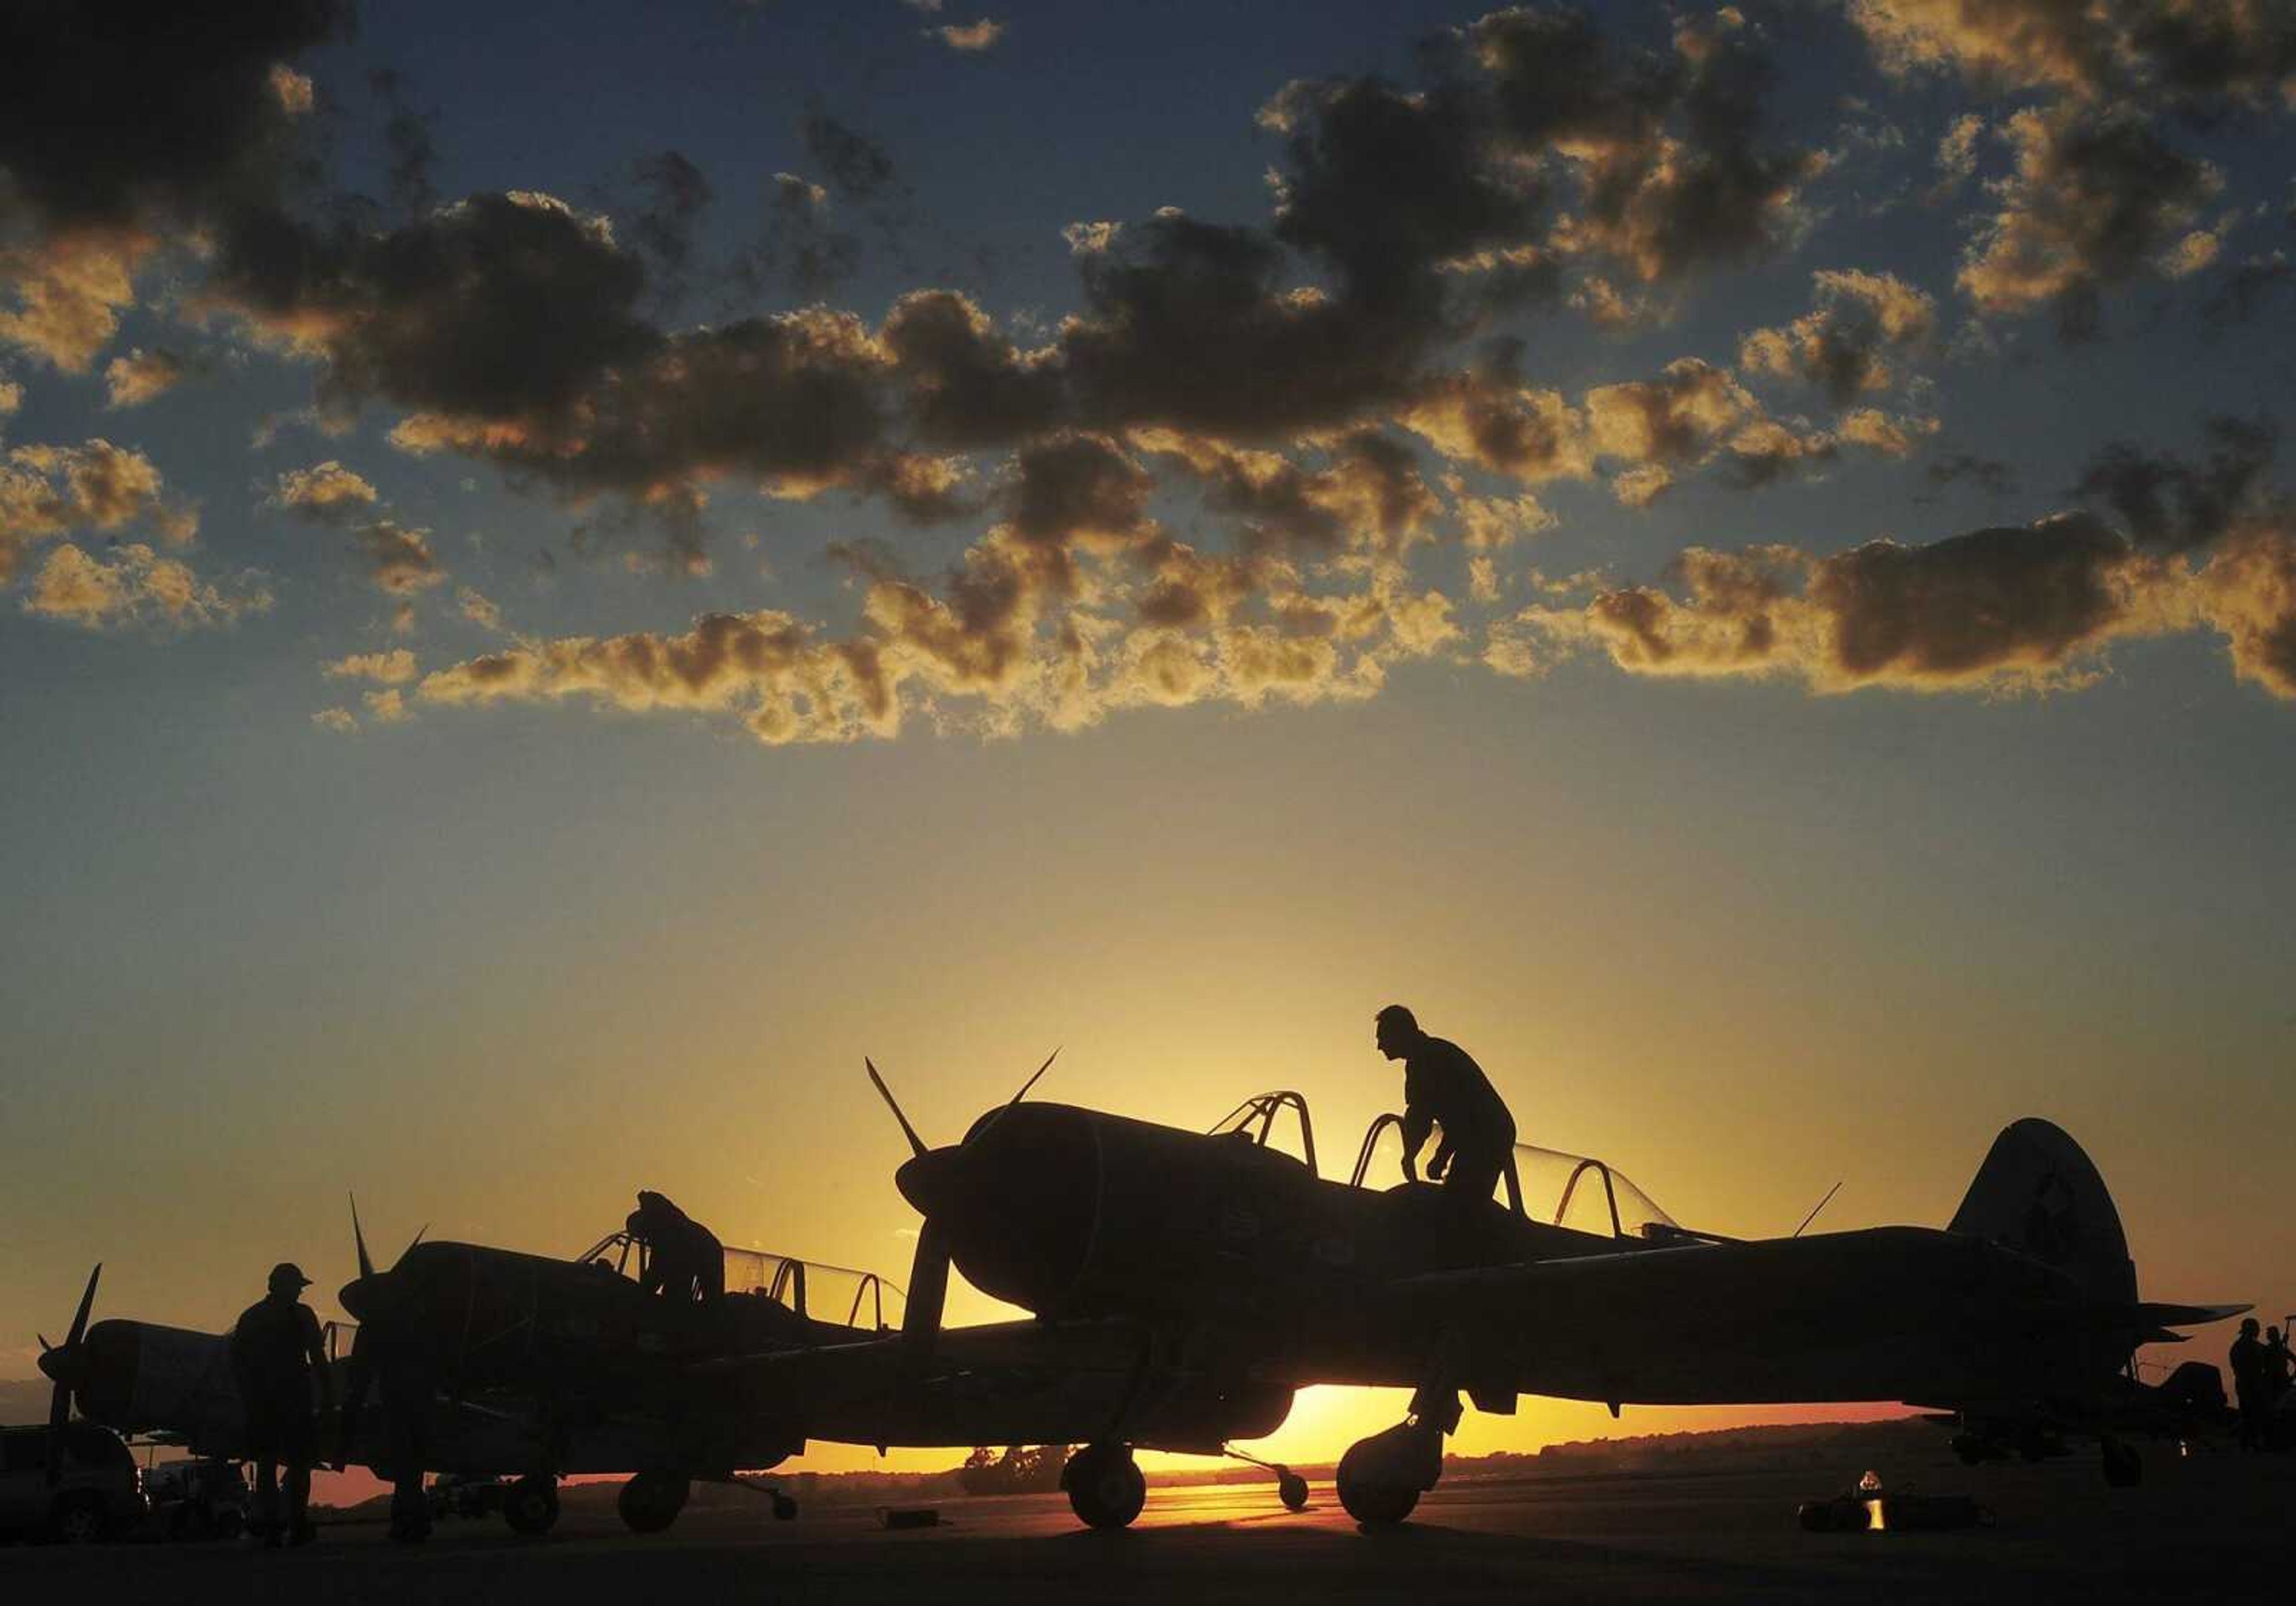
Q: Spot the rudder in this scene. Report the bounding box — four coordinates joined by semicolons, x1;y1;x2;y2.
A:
1947;1118;2136;1306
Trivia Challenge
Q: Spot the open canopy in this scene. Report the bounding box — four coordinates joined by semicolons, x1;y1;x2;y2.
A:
578;1231;906;1331
1208;1089;1680;1241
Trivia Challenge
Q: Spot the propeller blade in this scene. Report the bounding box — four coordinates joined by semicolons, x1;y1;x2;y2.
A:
900;1219;951;1373
65;1264;99;1350
352;1193;375;1280
963;1047;1061;1149
1005;1047;1059;1113
399;1226;427;1266
46;1264;98;1488
36;1334;52;1354
865;1058;930;1160
46;1370;70;1486
335;1327;372;1471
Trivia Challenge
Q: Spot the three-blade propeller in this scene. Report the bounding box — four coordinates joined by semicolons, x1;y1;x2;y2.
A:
863;1049;1057;1369
334;1197;428;1472
35;1263;102;1487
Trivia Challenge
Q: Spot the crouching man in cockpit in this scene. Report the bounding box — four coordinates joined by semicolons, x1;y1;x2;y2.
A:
1375;1004;1518;1206
628;1190;725;1309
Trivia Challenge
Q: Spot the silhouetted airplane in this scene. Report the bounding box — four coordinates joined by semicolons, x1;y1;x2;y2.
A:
32;1073;2246;1538
30;1190;1296;1541
859;1069;2247;1526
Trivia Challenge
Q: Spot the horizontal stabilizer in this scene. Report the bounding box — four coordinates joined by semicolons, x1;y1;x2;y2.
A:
2136;1300;2250;1329
2013;1299;2251;1336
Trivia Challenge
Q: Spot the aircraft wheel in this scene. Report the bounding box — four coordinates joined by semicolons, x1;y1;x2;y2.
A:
2101;1437;2142;1488
1334;1465;1418;1527
47;1494;107;1545
1336;1422;1438;1528
504;1474;561;1535
1277;1471;1310;1513
1062;1445;1146;1530
771;1492;798;1521
616;1471;689;1535
389;1479;432;1543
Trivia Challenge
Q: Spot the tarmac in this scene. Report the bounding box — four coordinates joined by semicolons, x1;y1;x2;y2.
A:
5;1449;2291;1604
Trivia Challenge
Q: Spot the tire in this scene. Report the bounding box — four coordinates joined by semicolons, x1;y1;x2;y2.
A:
505;1476;561;1536
48;1494;107;1546
1335;1435;1422;1528
2102;1439;2142;1488
1063;1446;1146;1530
1334;1466;1418;1527
1278;1472;1310;1513
616;1472;687;1535
771;1493;798;1522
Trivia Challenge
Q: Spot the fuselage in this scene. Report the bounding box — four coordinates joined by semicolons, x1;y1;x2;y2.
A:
905;1101;2124;1413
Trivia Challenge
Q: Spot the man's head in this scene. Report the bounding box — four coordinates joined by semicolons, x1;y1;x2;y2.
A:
1375;1004;1422;1061
2242;1317;2261;1338
2271;1326;2285;1344
267;1262;311;1299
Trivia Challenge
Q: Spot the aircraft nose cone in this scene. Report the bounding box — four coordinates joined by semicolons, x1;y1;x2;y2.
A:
36;1345;77;1387
338;1272;389;1324
896;1147;973;1220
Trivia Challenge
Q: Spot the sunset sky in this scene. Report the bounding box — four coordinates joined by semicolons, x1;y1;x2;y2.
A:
3;0;2292;1476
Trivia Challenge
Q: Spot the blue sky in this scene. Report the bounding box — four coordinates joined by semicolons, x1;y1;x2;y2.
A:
2;0;2292;1461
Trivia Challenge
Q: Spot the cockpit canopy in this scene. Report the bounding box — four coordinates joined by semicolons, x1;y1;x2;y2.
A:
578;1232;905;1331
1208;1090;1683;1242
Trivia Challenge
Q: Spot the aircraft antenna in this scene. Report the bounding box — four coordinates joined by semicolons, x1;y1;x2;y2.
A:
1792;1180;1844;1238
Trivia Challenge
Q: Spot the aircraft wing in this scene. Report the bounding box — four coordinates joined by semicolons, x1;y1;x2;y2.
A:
689;1318;1166;1450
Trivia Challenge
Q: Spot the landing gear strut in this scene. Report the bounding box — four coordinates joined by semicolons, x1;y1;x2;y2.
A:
1338;1368;1458;1528
1062;1443;1147;1529
618;1470;691;1534
505;1473;561;1535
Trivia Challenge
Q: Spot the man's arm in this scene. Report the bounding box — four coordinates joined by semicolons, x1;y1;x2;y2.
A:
1427;1133;1455;1181
1399;1108;1431;1183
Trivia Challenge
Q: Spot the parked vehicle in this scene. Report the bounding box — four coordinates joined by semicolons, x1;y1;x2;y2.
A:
0;1424;147;1543
144;1457;248;1541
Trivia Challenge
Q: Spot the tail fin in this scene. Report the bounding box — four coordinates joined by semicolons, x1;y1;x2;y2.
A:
1948;1118;2136;1307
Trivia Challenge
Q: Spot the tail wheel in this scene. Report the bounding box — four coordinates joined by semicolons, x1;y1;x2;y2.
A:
504;1474;561;1535
1062;1445;1146;1530
1277;1471;1310;1512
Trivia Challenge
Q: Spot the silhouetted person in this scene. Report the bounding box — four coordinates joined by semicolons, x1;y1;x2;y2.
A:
628;1190;724;1308
1376;1005;1517;1205
230;1263;332;1546
2266;1326;2294;1403
2230;1317;2268;1451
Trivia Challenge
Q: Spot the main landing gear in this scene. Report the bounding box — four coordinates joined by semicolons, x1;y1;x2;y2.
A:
1062;1443;1148;1529
504;1473;561;1535
618;1471;691;1533
1336;1418;1443;1526
1337;1366;1462;1528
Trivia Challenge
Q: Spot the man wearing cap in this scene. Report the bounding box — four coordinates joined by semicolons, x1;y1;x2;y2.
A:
230;1263;333;1546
